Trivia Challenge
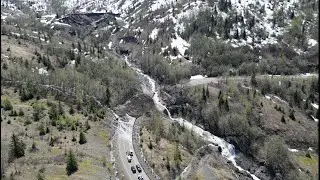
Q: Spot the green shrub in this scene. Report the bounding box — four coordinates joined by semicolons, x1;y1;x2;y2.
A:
265;136;294;176
18;108;24;116
39;124;46;136
79;131;87;145
2;98;13;111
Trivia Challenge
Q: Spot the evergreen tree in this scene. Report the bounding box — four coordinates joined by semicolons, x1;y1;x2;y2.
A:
49;137;54;147
3;98;13;111
281;115;286;123
202;86;207;102
105;88;111;107
242;29;247;40
69;106;75;115
37;172;44;180
234;29;239;39
218;90;222;100
224;98;229;112
289;109;295;120
173;142;181;167
49;104;58;120
77;41;81;52
39;123;46;136
79;131;87;145
58;101;64;115
293;90;301;106
66;150;78;175
33;104;42;122
251;73;257;87
289;11;295;19
85;120;90;131
9;134;26;162
76;55;81;66
166;156;170;171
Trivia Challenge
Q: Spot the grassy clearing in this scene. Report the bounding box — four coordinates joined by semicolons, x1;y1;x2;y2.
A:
295;153;318;177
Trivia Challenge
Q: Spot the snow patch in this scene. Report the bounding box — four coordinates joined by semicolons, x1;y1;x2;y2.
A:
108;42;113;49
288;148;299;152
190;75;206;80
38;68;48;75
311;103;319;109
308;39;318;48
311;115;318;123
171;33;190;56
52;21;71;27
149;28;159;40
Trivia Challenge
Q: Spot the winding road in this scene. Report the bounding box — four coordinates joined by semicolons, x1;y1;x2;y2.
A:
185;74;318;86
116;115;150;180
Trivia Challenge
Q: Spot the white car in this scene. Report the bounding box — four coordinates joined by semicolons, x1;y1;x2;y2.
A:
127;155;132;163
129;150;134;156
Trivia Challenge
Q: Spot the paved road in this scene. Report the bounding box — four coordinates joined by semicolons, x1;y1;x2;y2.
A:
184;74;318;86
116;115;150;180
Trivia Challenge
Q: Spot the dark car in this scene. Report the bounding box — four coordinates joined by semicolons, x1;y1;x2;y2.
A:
136;164;142;173
138;175;144;180
131;166;136;173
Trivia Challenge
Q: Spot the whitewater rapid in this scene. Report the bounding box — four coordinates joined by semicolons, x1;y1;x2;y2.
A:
123;57;259;180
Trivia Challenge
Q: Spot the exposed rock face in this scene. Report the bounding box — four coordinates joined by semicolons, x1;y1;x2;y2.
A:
59;12;119;27
114;93;155;118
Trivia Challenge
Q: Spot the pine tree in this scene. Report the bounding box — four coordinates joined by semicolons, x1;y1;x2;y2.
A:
289;11;295;19
85;120;90;131
242;29;247;40
166;156;170;171
148;139;153;149
69;106;75;115
293;90;301;106
79;131;87;145
77;41;81;52
218;90;222;100
173;142;181;167
202;86;207;102
281;115;286;123
58;101;64;115
9;134;26;162
39;123;46;136
224;98;229;112
37;172;44;180
66;150;78;175
49;137;54;147
234;29;239;39
289;109;295;120
251;73;257;87
105;88;111;107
